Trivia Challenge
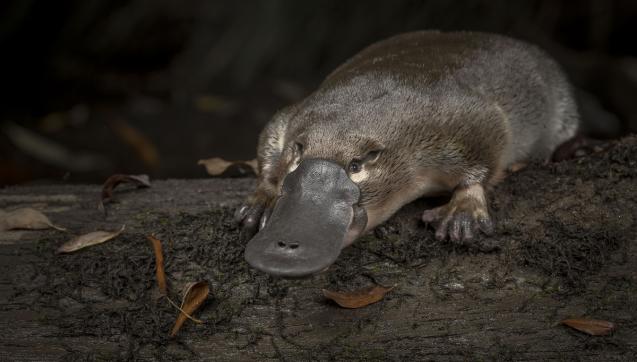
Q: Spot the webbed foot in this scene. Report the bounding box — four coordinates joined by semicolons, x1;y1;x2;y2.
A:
421;184;494;243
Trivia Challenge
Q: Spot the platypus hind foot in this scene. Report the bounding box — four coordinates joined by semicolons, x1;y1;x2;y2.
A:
421;184;494;243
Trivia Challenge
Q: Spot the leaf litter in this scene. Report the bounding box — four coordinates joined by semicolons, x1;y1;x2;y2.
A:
0;208;67;232
57;225;125;253
560;318;616;336
148;234;209;337
147;235;167;296
99;174;151;210
323;285;395;309
169;281;209;337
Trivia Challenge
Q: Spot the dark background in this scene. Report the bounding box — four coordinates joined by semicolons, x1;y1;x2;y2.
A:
1;0;636;185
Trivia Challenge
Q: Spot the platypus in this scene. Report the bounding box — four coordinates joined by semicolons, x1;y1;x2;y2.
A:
236;31;579;277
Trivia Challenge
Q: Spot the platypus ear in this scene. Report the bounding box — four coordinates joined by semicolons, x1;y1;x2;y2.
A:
294;141;304;155
361;139;385;165
364;149;382;164
292;134;306;156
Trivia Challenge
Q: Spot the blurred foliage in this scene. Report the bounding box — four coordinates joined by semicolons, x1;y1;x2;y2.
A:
1;0;636;109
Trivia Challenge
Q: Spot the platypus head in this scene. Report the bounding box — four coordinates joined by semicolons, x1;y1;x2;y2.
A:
244;158;368;277
245;83;422;277
244;124;402;278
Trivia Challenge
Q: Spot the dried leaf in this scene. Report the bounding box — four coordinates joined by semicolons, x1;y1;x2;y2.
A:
198;157;258;176
147;235;167;295
100;174;151;205
560;318;616;336
170;281;209;337
322;285;394;309
57;225;125;253
0;208;66;232
198;157;232;175
110;120;159;169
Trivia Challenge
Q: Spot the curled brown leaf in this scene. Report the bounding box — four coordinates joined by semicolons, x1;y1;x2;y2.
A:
57;225;125;253
100;174;151;206
0;208;66;232
170;281;209;337
560;318;616;336
147;235;167;296
322;285;394;309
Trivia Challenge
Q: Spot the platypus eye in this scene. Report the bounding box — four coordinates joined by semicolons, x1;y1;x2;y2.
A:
348;160;362;173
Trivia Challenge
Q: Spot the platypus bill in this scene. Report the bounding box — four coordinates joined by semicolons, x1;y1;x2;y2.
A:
236;31;580;278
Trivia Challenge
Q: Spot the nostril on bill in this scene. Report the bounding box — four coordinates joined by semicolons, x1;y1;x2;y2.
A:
276;241;300;250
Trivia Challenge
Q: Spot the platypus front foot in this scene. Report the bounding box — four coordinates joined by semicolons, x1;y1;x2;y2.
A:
234;190;275;241
421;184;494;243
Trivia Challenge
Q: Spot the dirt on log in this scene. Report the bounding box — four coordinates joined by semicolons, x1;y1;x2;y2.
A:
1;137;636;361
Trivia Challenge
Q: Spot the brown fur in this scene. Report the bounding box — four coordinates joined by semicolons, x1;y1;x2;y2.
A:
237;31;579;242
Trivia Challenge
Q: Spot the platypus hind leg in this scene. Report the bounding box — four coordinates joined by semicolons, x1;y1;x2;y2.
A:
421;183;494;242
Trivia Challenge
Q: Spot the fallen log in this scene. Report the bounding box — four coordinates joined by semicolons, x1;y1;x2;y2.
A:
0;137;636;360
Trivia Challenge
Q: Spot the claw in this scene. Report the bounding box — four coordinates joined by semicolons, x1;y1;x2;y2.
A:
462;221;474;240
234;204;249;223
259;207;272;230
421;186;494;244
449;217;462;242
477;217;494;235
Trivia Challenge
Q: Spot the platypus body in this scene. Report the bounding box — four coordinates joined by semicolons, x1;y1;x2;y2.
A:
237;31;579;277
